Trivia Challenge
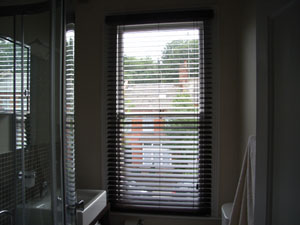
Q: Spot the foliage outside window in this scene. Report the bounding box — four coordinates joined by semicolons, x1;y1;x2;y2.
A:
107;14;213;215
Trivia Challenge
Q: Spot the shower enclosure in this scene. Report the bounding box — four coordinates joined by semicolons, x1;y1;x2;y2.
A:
0;0;75;224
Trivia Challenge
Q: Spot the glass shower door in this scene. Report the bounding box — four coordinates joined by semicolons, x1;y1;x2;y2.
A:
0;1;75;224
0;14;18;225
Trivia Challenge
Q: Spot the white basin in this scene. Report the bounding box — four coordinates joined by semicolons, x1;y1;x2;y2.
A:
76;189;107;225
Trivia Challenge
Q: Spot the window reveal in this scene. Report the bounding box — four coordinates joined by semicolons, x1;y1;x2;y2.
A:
106;12;213;215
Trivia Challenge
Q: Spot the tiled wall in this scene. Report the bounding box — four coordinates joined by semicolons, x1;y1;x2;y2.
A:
0;152;15;225
0;145;51;225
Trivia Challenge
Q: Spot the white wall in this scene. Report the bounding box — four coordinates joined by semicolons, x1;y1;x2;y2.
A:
75;0;244;223
237;0;256;165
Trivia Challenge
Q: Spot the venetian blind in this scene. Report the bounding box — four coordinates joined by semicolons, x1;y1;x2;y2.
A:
106;11;213;215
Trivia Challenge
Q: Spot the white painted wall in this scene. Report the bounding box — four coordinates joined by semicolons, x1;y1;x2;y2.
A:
237;0;256;165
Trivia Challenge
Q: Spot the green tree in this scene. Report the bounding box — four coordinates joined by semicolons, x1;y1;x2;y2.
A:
123;55;159;84
161;39;199;82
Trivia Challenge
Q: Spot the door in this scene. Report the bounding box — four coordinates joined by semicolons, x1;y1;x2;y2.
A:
0;1;75;224
255;0;300;225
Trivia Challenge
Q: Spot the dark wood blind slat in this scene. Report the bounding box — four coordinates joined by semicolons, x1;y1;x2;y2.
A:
106;17;213;216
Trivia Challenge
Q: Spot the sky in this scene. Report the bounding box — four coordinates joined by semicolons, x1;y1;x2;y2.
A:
66;30;74;42
123;29;199;60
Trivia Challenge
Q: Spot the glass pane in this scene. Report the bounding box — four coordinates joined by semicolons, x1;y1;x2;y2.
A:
21;9;53;225
0;1;75;224
0;15;16;225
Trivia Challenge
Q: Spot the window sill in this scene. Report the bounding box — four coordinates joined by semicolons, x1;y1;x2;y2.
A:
109;211;221;225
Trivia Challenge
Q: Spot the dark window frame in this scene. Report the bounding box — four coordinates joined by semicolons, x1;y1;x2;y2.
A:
105;10;214;216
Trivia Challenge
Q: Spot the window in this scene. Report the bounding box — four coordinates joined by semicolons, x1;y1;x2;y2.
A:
0;37;30;149
106;11;214;215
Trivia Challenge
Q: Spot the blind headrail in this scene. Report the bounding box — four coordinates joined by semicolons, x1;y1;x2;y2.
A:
105;10;214;25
